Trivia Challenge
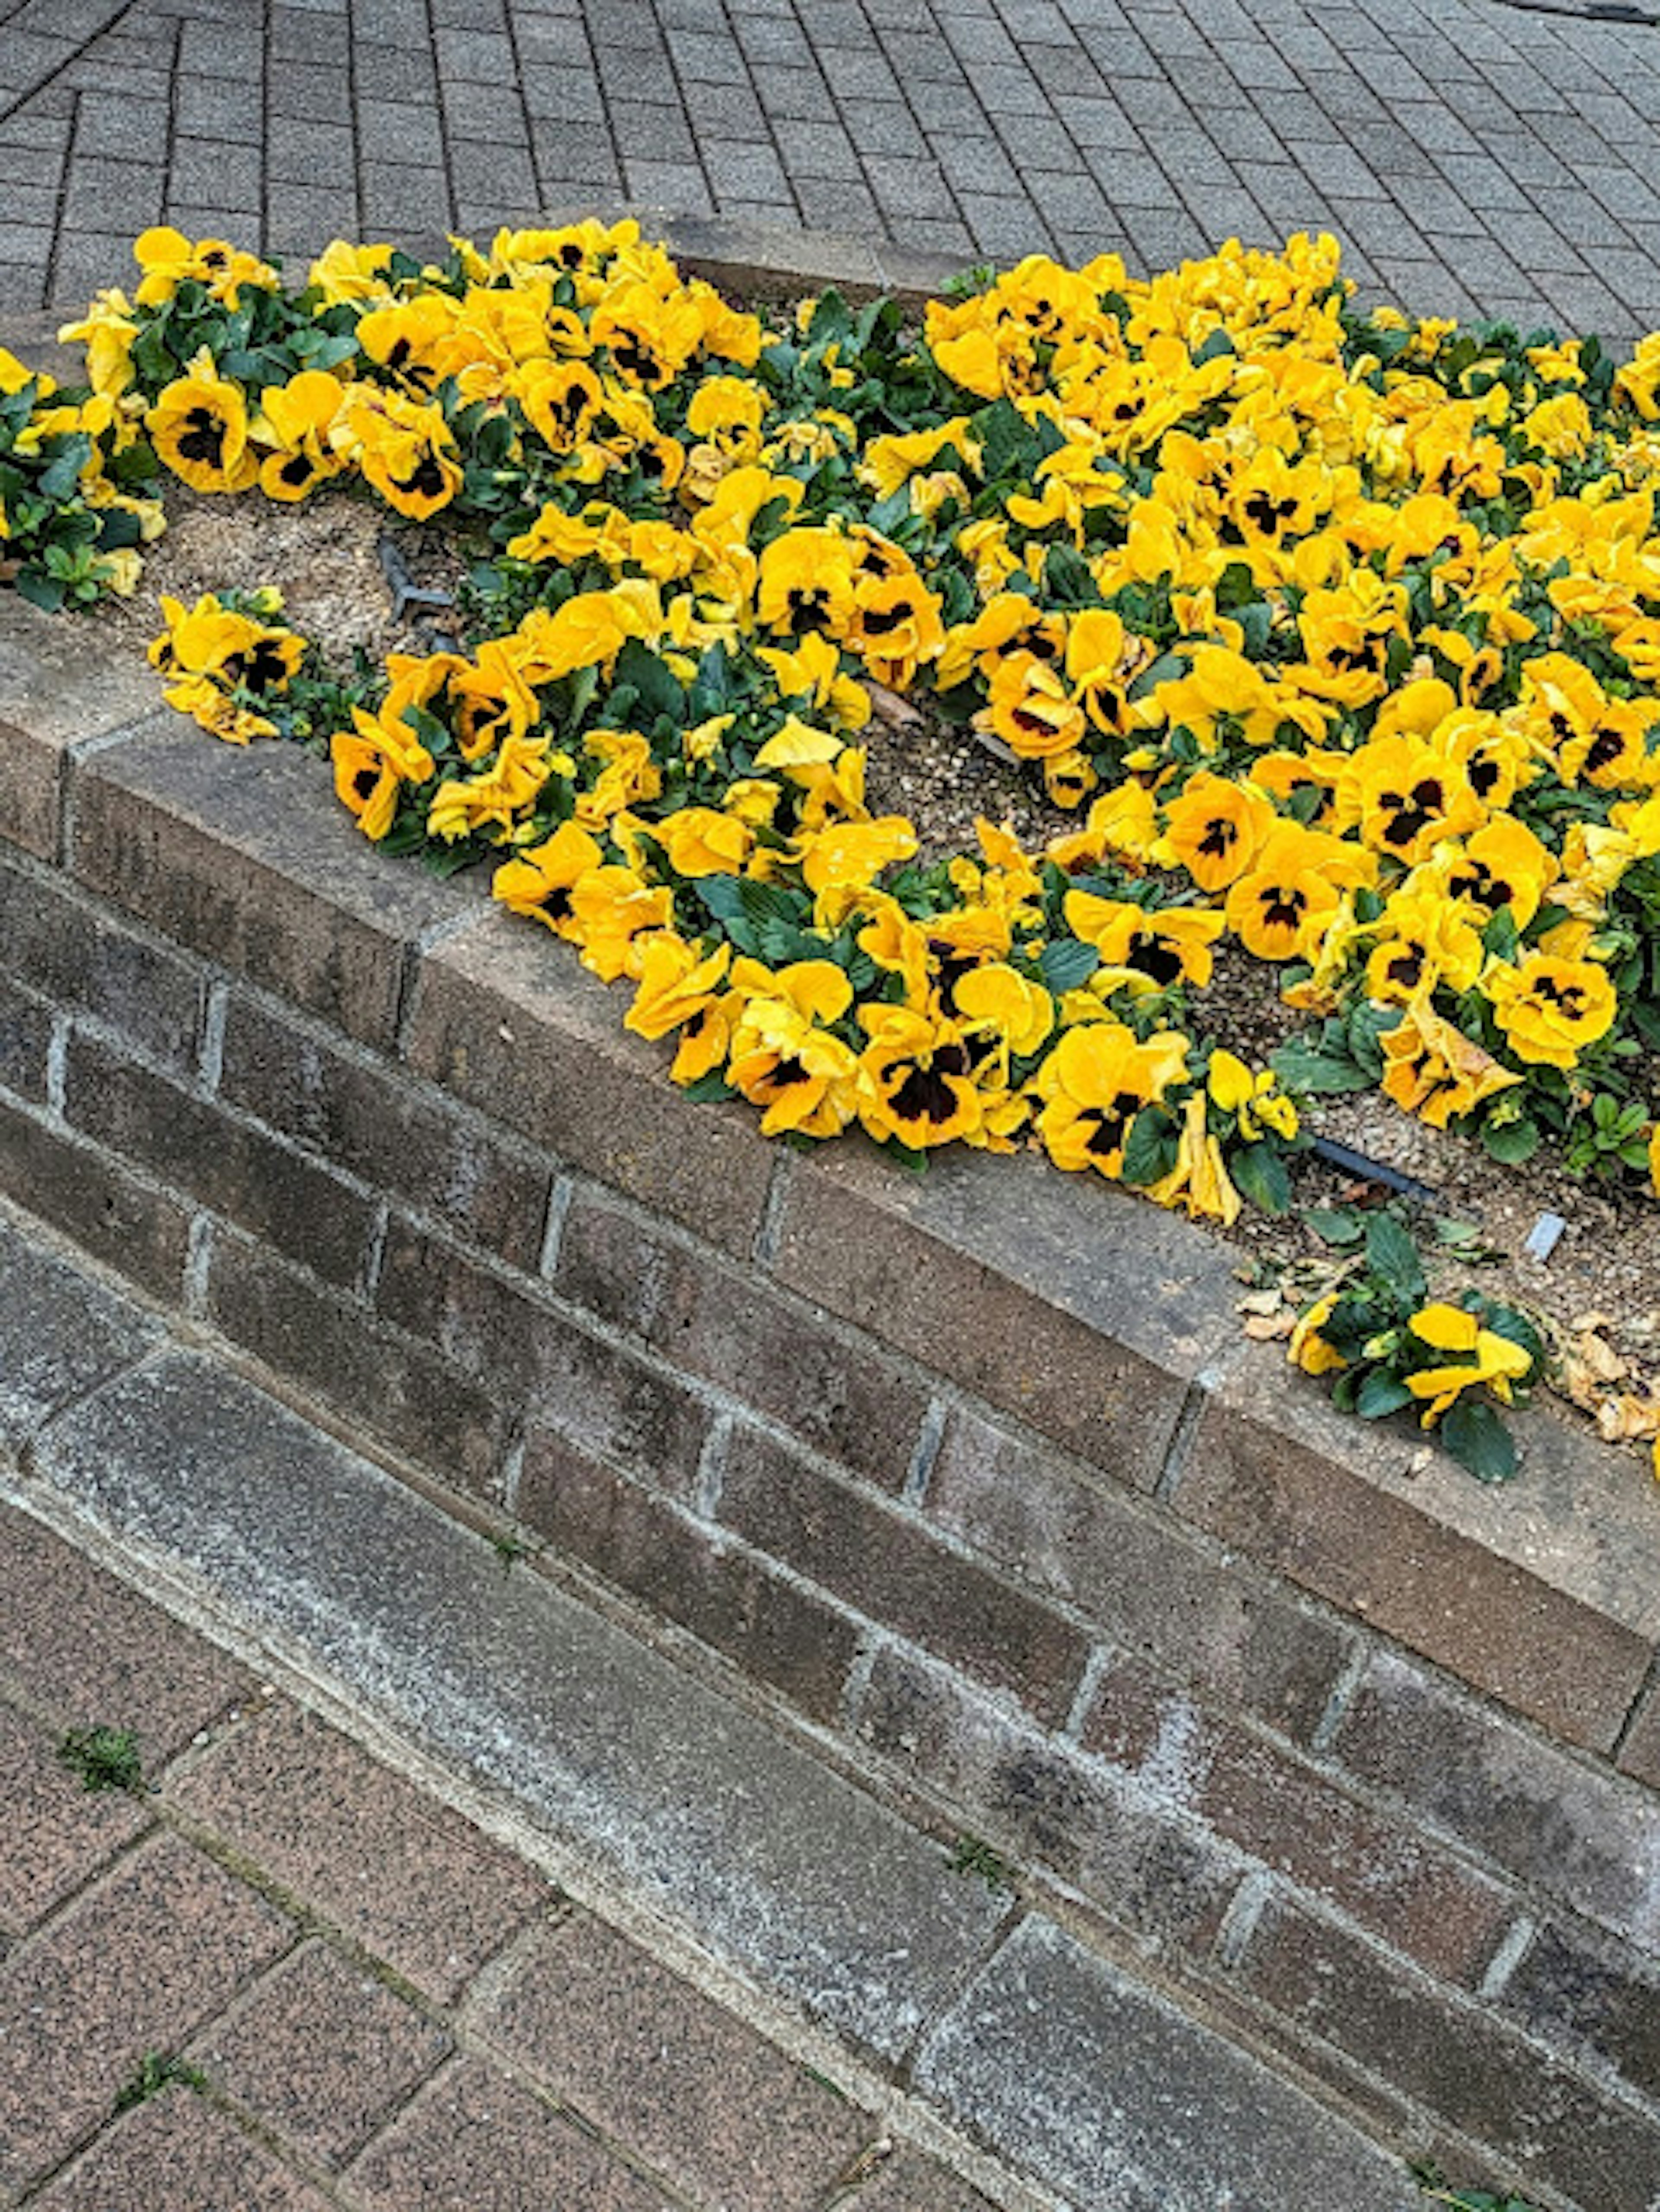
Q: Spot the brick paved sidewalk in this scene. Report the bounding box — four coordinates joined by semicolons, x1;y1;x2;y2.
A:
1;0;1659;344
0;1499;990;2212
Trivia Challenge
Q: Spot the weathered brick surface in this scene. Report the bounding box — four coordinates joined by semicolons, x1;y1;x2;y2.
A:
347;2056;677;2212
0;974;51;1102
516;1433;862;1724
217;995;555;1272
205;1231;512;1497
167;1701;547;2004
472;1915;872;2211
1080;1657;1513;1987
1332;1651;1660;1954
0;1215;161;1452
552;1192;931;1493
928;1405;1353;1744
0;1093;192;1298
379;1219;712;1494
721;1424;1090;1725
769;1144;1219;1488
0;1698;150;1935
72;721;482;1050
1233;1899;1660;2212
858;1644;1239;1958
0;1503;251;1756
191;1939;452;2167
0;595;161;859
1618;1679;1660;1791
0;1830;292;2196
29;2089;338;2212
64;1030;376;1290
0;848;203;1074
1501;1918;1660;2109
1178;1355;1654;1752
404;907;776;1257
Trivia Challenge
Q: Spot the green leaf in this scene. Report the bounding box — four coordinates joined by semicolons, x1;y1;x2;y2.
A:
1119;1103;1179;1187
14;568;65;611
1232;1140;1291;1215
611;637;683;723
1271;1037;1373;1094
1440;1398;1518;1482
1364;1213;1426;1305
1356;1369;1416;1419
1304;1205;1366;1246
1480;1116;1540;1166
1038;938;1101;993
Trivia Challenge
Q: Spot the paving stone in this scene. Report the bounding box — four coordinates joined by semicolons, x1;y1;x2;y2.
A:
473;1915;872;2210
848;2150;1000;2211
348;2056;677;2211
169;1699;548;2004
31;1347;1005;2062
29;2089;337;2212
0;1500;251;1757
0;1699;150;1937
0;1830;292;2196
915;1916;1419;2212
192;1939;453;2166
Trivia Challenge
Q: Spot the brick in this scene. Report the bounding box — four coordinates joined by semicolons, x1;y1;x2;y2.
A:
473;1916;871;2209
929;1407;1351;1743
1333;1651;1660;1954
0;595;161;859
72;720;483;1051
0;849;203;1073
1086;1659;1512;1985
192;1940;452;2166
0;1830;292;2196
28;2087;336;2211
205;1231;513;1498
405;908;776;1256
858;1644;1238;1956
1502;1917;1660;2109
0;1503;251;1756
918;1915;1420;2212
1178;1341;1657;1752
1235;1900;1660;2211
349;2056;676;2211
725;1426;1089;1724
218;998;554;1272
0;1699;150;1935
169;1702;546;2003
0;1094;191;1299
516;1435;860;1723
552;1195;929;1493
1621;1679;1660;1791
772;1145;1229;1490
378;1220;711;1492
64;1031;374;1290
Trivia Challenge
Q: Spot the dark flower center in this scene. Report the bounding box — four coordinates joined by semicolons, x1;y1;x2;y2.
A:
177;406;227;466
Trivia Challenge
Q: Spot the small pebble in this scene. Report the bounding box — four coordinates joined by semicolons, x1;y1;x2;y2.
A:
1523;1212;1567;1263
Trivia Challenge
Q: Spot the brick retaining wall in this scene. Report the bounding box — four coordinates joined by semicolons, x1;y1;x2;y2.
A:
4;590;1660;2209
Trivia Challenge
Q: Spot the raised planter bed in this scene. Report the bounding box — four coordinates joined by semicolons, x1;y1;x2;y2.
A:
3;579;1659;2208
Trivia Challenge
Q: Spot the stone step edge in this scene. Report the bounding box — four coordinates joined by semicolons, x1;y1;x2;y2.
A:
0;1197;1424;2212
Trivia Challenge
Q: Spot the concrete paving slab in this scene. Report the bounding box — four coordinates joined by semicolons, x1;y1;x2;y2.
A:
915;1915;1421;2212
0;1211;160;1451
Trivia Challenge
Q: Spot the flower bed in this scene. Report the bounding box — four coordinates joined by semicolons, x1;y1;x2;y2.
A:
4;220;1660;2206
7;219;1660;1479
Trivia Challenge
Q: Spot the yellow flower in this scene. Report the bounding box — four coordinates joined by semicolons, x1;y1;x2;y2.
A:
1289;1293;1347;1377
148;350;258;493
1484;954;1618;1070
1405;1303;1533;1423
1032;1021;1188;1179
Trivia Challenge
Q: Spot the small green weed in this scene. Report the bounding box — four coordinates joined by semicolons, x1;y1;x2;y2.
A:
112;2051;207;2115
490;1530;532;1573
56;1725;144;1794
947;1834;1012;1889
